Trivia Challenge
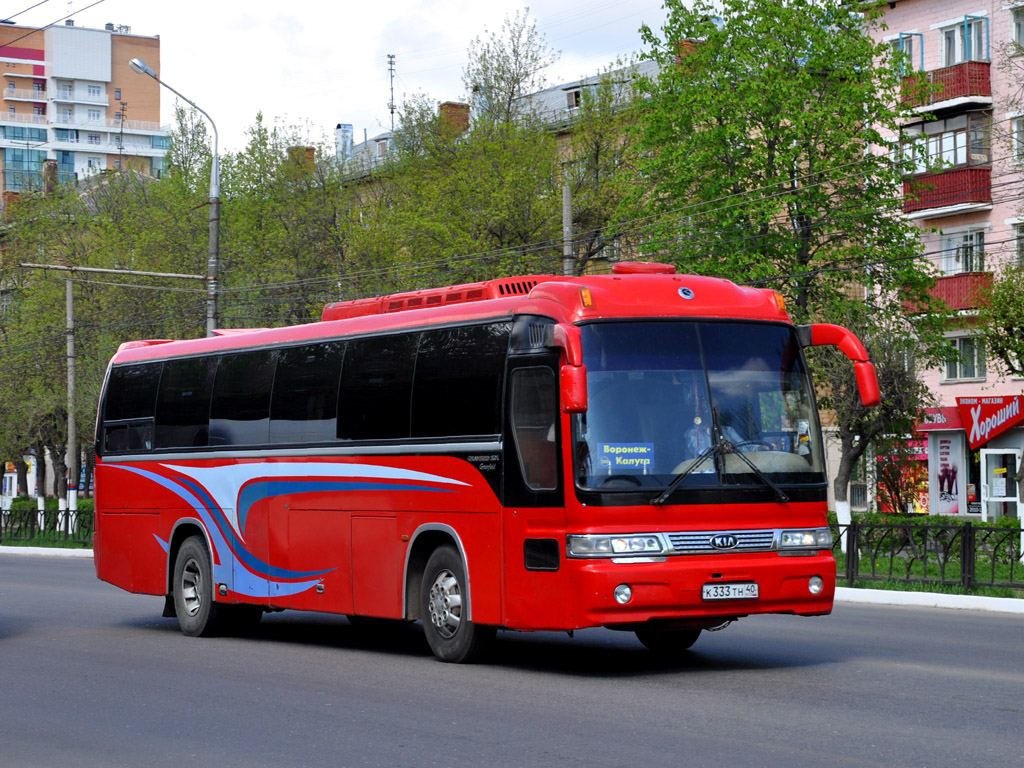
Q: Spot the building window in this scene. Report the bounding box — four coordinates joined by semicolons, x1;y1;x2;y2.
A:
87;108;101;121
88;84;101;98
1014;8;1024;48
903;112;989;173
941;16;988;66
8;106;14;116
945;336;986;381
892;33;924;73
114;87;121;100
87;156;101;169
941;229;985;274
1016;224;1024;267
87;133;101;145
566;90;581;109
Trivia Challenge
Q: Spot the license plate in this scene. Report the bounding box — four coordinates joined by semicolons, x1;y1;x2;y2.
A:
702;582;759;601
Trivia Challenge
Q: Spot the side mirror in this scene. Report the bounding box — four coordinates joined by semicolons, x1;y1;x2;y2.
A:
561;364;588;413
799;323;881;408
854;361;881;408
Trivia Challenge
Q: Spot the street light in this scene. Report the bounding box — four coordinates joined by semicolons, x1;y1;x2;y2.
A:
129;57;220;336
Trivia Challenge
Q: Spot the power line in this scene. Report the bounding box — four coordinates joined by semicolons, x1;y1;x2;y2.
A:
0;0;105;47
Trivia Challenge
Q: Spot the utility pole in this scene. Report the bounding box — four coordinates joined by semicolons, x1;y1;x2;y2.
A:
562;164;574;276
118;100;127;164
65;276;76;520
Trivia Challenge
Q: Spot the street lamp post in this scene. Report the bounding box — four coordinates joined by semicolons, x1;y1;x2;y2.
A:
129;57;220;336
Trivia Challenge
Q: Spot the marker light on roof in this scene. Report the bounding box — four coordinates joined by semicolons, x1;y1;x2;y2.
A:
580;287;594;308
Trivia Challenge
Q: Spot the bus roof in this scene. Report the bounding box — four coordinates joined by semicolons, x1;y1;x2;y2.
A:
111;263;791;364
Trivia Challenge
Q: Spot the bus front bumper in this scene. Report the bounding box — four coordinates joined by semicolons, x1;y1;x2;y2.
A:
566;551;835;629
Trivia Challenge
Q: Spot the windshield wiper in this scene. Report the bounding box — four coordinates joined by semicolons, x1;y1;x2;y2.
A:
651;441;718;505
651;407;790;505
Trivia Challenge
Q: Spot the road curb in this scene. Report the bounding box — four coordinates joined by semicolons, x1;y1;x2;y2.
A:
0;545;94;558
835;586;1024;615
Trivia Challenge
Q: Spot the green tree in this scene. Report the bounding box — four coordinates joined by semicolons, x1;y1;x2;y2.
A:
629;0;949;512
630;0;938;319
368;12;566;284
219;115;350;326
562;61;645;274
463;8;559;125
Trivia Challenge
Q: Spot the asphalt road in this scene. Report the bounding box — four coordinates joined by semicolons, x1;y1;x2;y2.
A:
1;553;1021;768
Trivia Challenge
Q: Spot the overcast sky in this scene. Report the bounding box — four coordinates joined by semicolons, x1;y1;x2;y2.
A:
7;0;668;152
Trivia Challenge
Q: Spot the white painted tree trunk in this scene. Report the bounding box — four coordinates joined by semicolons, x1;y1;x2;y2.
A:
835;499;851;555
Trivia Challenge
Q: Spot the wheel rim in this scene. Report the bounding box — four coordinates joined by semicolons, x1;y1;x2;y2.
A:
427;568;463;639
180;556;203;617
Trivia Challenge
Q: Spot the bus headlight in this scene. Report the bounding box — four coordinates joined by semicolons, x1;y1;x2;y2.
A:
567;534;666;558
779;529;832;549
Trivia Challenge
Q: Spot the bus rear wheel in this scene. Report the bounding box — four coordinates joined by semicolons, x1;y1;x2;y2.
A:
173;535;223;638
420;544;494;663
635;627;702;653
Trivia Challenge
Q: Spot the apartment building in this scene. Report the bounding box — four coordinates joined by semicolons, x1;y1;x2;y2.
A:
0;19;170;207
876;1;1024;520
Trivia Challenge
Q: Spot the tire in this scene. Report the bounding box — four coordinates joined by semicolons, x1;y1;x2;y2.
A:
172;535;223;637
420;544;494;663
635;627;702;654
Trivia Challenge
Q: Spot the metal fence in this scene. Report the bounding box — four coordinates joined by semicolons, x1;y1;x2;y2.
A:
0;507;95;546
832;521;1024;593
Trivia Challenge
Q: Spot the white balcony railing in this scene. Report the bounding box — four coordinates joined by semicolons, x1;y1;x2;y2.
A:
3;88;47;101
0;113;48;125
50;91;109;106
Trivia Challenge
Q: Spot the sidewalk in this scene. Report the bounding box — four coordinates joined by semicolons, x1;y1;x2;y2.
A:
4;545;1023;615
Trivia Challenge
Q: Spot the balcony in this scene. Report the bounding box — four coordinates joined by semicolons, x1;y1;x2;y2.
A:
901;61;991;110
929;272;992;312
3;87;47;102
903;167;991;215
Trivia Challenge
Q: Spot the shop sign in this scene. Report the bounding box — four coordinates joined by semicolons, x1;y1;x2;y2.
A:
916;406;964;432
956;396;1024;450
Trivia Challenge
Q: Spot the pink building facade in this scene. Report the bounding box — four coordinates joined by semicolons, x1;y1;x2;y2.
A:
875;1;1024;520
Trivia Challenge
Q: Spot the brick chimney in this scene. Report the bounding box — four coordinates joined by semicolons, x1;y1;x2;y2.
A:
439;101;470;133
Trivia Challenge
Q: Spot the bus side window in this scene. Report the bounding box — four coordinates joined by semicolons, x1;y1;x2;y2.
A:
337;334;417;441
412;323;510;438
155;357;216;449
269;342;344;444
102;362;161;455
210;351;276;446
510;368;558;491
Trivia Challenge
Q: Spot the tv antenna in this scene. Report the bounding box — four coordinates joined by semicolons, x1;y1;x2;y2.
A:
387;54;396;131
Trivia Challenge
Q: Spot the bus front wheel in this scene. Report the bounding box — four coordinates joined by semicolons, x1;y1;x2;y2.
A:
173;535;223;638
420;545;494;663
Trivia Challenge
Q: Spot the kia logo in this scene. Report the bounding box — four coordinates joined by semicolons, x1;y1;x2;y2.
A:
710;535;738;550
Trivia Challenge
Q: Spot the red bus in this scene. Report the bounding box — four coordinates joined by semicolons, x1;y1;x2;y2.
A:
94;263;879;662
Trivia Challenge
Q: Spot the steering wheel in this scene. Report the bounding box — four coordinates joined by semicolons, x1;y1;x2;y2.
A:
599;474;644;488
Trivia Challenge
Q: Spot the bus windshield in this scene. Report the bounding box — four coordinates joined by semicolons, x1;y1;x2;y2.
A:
574;321;825;492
